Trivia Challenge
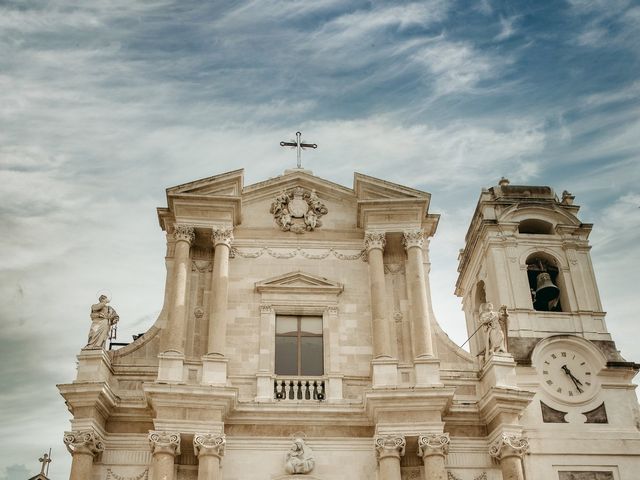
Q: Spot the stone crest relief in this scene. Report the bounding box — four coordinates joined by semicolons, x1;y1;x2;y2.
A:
270;187;328;234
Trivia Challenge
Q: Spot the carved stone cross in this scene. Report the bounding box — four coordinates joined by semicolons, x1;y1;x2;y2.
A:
280;131;317;169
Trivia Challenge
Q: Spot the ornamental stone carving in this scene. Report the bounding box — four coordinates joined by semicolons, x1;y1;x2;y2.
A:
212;226;234;247
375;434;406;460
418;433;450;458
270;187;328;234
402;229;425;249
364;231;386;252
194;433;226;459
148;431;181;456
174;224;195;243
63;430;105;456
488;434;530;460
285;438;315;474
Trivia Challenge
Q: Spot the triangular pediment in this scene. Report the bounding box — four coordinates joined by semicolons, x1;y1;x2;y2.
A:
243;169;355;204
167;169;244;197
256;271;343;294
354;172;430;200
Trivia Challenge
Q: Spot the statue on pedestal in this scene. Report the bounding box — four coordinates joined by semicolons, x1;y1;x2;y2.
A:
479;303;507;363
85;295;119;349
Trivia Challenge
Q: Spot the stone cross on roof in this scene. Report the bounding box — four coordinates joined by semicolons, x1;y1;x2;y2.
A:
39;452;51;476
280;131;317;169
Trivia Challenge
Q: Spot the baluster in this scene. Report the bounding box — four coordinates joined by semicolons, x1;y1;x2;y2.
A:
304;380;311;400
317;381;325;400
275;380;284;399
285;380;292;400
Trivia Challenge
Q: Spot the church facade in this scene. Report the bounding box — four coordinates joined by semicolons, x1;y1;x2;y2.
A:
58;168;640;480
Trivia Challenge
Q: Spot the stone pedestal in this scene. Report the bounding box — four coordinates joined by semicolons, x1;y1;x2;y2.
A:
488;433;530;480
256;372;274;402
75;348;112;383
418;433;449;480
479;352;517;396
372;358;399;388
202;355;228;386
414;357;441;386
157;351;185;383
63;429;104;480
149;431;180;480
375;434;405;480
194;433;226;480
327;374;344;402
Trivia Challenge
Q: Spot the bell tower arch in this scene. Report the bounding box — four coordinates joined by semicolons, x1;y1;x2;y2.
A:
455;178;610;361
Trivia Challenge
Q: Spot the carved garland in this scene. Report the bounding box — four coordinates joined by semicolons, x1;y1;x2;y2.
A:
447;473;487;480
106;469;148;480
230;246;366;261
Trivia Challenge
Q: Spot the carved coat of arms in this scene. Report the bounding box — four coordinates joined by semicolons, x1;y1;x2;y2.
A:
270;187;328;234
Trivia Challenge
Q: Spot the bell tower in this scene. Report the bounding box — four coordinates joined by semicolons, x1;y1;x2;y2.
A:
455;178;612;361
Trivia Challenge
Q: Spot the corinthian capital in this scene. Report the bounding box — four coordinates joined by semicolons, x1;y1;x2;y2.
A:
212;226;234;248
174;224;195;244
402;229;424;250
488;433;530;460
417;433;450;458
148;431;181;456
194;433;226;459
364;231;386;252
374;434;405;460
63;430;104;456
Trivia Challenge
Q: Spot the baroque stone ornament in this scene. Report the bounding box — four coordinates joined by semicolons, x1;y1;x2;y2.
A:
270;187;328;234
375;434;406;460
85;295;119;350
418;433;450;458
285;437;315;474
488;434;530;460
63;429;104;456
106;469;149;480
148;431;181;456
212;226;234;247
194;433;226;459
364;231;386;252
174;224;195;243
402;229;425;249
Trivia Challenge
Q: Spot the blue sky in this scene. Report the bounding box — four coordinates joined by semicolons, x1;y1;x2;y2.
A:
1;1;639;478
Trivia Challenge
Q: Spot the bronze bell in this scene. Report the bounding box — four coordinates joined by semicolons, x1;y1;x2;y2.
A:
534;272;560;310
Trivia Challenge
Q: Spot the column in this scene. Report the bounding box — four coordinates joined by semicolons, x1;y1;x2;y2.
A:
374;434;405;480
194;433;226;480
402;229;434;358
158;224;194;382
488;433;530;480
207;226;233;356
64;430;104;480
149;431;181;480
418;433;449;480
202;226;233;385
364;231;391;358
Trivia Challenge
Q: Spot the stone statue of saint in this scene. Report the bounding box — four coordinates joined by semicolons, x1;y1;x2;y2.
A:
85;295;119;349
285;438;315;474
479;302;507;363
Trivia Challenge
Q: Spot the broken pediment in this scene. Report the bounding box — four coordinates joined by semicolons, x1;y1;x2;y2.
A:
354;172;430;201
256;271;343;295
166;169;244;197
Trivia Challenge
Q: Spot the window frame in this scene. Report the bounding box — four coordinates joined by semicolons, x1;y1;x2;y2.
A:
275;315;324;376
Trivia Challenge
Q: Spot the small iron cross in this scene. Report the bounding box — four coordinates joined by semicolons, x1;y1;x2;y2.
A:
280;131;317;169
39;453;52;475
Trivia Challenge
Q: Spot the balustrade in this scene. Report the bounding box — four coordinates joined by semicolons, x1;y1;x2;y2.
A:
274;378;325;401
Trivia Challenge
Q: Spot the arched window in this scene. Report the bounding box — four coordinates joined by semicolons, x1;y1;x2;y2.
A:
518;219;553;235
526;254;562;312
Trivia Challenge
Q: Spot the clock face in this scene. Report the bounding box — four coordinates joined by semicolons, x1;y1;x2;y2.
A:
539;348;598;403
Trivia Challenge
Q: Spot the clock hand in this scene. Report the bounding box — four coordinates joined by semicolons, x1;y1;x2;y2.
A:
561;365;584;393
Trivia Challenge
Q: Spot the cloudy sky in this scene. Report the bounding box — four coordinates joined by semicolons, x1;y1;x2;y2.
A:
1;0;639;478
